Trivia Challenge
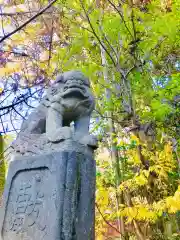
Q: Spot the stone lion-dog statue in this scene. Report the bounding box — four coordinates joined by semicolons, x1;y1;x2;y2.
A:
8;71;97;159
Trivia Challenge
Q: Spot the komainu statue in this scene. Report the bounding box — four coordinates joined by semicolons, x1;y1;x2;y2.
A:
1;71;97;240
9;71;97;159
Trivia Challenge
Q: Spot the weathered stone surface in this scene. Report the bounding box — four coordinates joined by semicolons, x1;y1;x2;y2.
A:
7;71;97;163
0;149;96;240
8;134;97;161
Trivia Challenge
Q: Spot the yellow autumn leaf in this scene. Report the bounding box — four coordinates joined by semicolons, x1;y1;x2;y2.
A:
131;134;140;144
0;62;22;77
129;150;141;165
96;236;104;240
142;170;150;178
153;200;166;212
138;207;149;219
118;184;125;192
0;68;10;77
135;174;148;186
175;185;180;194
166;196;180;213
11;33;27;44
120;207;138;223
96;188;109;206
6;62;21;70
164;143;172;154
138;207;157;221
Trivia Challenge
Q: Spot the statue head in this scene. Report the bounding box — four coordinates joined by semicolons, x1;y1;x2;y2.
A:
46;70;95;115
55;70;91;99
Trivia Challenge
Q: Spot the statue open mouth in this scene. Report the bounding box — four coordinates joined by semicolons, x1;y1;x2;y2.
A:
62;85;87;99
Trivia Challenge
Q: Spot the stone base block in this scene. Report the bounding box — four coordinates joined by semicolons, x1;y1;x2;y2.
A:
0;151;96;240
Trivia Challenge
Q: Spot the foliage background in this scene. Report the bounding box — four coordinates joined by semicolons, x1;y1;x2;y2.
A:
0;0;179;239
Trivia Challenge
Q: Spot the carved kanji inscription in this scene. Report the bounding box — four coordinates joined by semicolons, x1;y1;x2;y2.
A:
10;181;45;233
2;169;52;239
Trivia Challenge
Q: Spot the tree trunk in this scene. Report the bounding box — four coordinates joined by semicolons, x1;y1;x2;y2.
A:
100;45;126;239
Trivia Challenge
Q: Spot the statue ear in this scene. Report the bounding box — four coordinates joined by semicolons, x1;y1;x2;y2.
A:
55;74;64;83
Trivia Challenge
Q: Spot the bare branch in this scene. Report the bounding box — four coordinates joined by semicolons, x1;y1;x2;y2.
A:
131;8;136;41
0;92;12;106
0;116;5;133
95;203;123;236
10;104;18;134
0;89;41;111
98;23;118;62
0;0;58;43
0;11;55;16
0;49;29;57
79;0;117;67
48;21;54;67
12;106;26;120
107;0;133;38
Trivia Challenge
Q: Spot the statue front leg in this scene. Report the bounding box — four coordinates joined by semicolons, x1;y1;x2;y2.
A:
74;116;97;148
46;106;72;142
74;116;90;137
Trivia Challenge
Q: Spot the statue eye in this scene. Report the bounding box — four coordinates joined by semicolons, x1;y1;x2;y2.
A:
51;88;58;95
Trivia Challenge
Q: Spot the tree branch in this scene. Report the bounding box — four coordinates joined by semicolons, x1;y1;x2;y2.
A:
79;0;117;67
0;49;29;57
98;23;118;62
0;89;41;111
95;203;123;236
107;0;133;38
0;0;58;43
48;21;54;67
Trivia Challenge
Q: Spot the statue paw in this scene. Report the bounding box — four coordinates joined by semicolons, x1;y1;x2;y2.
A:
77;134;98;149
47;127;72;143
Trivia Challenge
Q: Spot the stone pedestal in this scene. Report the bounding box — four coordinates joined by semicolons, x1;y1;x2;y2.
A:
0;148;96;240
